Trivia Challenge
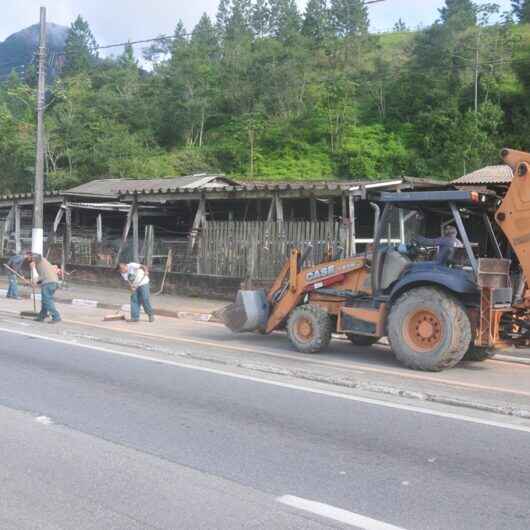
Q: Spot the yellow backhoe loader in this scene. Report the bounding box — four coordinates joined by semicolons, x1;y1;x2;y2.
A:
220;149;530;371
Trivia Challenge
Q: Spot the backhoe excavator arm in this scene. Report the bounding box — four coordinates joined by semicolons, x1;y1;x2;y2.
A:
265;250;366;334
496;149;530;301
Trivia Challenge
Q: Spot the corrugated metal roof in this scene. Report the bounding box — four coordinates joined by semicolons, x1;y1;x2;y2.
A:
120;179;410;197
65;174;238;197
452;165;513;185
0;175;440;205
0;190;62;202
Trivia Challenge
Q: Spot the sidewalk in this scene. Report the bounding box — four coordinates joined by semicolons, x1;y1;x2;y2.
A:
0;278;227;322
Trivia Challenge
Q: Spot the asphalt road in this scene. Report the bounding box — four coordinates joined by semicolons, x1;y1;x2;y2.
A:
0;329;529;530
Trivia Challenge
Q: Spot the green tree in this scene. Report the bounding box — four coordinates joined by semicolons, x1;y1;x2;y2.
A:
512;0;530;22
118;42;137;69
302;0;331;43
0;74;36;192
216;0;232;36
251;0;271;37
393;18;408;32
329;0;369;37
226;0;252;38
62;16;98;76
439;0;477;30
269;0;302;40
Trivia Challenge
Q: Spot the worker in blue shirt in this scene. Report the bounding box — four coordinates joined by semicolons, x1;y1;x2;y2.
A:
415;226;463;266
6;250;29;299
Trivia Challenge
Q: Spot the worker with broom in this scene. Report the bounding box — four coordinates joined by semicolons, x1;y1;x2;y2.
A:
5;250;31;299
116;261;155;323
27;253;62;324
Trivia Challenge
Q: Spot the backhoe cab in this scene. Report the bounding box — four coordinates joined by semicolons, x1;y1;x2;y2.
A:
220;149;530;372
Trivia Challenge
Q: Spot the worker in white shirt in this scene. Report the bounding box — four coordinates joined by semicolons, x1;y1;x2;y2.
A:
116;262;155;322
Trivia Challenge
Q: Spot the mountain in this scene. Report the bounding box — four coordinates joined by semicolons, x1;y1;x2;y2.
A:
0;23;68;79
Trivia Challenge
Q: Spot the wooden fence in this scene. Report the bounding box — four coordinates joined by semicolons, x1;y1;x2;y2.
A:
48;220;362;281
198;220;351;280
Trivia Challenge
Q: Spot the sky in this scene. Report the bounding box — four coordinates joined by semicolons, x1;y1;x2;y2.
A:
1;0;515;48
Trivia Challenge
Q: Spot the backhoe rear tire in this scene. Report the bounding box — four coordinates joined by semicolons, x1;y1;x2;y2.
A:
463;345;496;362
287;305;332;354
388;287;471;372
347;334;379;347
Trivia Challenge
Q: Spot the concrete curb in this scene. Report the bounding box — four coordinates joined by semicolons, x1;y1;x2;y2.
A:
187;354;530;421
0;288;219;323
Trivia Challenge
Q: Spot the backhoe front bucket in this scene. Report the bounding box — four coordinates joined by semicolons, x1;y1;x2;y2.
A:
217;290;270;333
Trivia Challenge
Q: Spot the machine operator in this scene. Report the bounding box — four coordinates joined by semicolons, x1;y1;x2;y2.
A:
414;225;463;266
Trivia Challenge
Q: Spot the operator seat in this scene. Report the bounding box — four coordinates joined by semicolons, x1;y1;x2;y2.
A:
379;247;411;290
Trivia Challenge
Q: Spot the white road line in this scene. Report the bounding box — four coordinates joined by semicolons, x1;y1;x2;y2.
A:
0;326;530;434
278;495;406;530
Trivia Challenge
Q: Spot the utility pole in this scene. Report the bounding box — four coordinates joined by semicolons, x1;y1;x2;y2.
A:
474;30;481;116
33;6;47;256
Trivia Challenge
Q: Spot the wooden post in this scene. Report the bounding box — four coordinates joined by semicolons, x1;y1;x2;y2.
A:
114;204;133;266
275;194;284;222
2;205;15;256
96;213;103;243
341;194;347;220
327;199;335;240
275;194;285;257
245;226;258;289
310;196;317;221
189;196;206;250
53;206;64;234
14;203;21;254
64;205;72;263
132;197;139;262
348;192;356;256
143;225;154;268
266;197;275;222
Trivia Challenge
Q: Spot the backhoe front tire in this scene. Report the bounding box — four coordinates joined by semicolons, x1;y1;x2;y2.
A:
388;287;471;371
347;334;379;347
287;305;332;354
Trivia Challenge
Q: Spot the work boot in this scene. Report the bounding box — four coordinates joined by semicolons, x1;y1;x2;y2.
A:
34;317;45;322
149;314;155;323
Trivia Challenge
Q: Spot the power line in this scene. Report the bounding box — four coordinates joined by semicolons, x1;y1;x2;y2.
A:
54;0;390;56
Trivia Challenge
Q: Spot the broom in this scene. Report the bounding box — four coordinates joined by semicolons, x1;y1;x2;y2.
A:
4;264;39;318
